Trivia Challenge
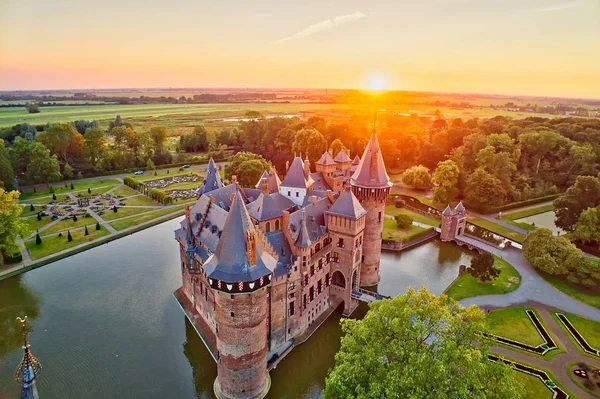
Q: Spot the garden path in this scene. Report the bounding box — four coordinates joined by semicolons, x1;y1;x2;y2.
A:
87;208;117;234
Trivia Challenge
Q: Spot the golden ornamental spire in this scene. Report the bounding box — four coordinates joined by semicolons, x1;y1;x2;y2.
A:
15;316;42;387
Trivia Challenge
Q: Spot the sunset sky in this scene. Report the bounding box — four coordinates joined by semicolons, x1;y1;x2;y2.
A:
1;0;599;98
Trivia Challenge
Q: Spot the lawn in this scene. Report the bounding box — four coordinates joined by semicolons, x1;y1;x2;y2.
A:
110;185;139;197
444;256;521;301
18;179;121;200
382;219;430;242
100;207;155;221
513;372;552;399
500;205;554;221
24;215;54;235
541;274;600;310
119;195;160;206
72;185;119;196
42;215;98;235
162;179;202;191
25;196;58;205
467;216;527;243
385;205;440;227
25;227;110;260
486;308;545;346
20;205;42;217
559;312;600;349
110;205;186;231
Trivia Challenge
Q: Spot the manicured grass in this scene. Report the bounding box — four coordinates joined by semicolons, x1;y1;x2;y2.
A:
72;185;119;196
25;196;56;205
541;273;600;310
24;215;54;235
42;215;97;235
513;372;552;399
162;179;202;191
18;179;121;200
382;219;429;242
444;256;521;301
100;207;156;221
486;308;545;346
468;216;527;243
560;312;600;349
110;205;186;231
25;227;110;260
20;205;41;217
385;205;441;227
110;185;139;197
119;195;159;206
500;205;554;221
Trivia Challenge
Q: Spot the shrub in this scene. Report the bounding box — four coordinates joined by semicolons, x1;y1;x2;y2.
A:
395;214;413;229
35;231;42;245
67;230;73;242
467;253;500;282
70;183;74;190
30;204;35;211
87;188;91;194
37;213;42;221
49;186;54;194
95;222;101;231
163;195;173;205
52;193;56;200
33;187;36;193
84;225;89;236
113;205;118;213
73;215;78;222
178;167;184;171
58;232;62;237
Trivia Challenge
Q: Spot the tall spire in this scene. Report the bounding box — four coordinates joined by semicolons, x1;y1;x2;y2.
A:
15;316;41;399
295;208;312;247
350;120;392;188
197;157;224;195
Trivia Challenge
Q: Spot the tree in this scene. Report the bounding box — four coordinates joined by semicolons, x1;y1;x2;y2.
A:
35;231;42;245
25;103;40;113
0;139;15;190
573;206;600;245
467;253;500;282
7;138;62;185
324;286;523;399
63;163;74;180
83;127;106;166
36;123;84;166
84;225;89;236
291;128;328;164
180;125;210;153
464;168;506;211
432;160;460;203
395;214;413;229
146;158;156;171
401;165;432;190
224;152;270;188
0;189;31;265
329;139;348;158
95;222;101;230
554;176;600;232
149;126;168;152
522;228;582;276
70;183;74;189
67;230;73;242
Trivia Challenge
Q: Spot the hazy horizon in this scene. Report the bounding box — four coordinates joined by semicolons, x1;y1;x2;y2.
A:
1;0;599;98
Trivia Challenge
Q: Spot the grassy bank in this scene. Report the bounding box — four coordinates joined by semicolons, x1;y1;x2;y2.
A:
18;179;121;200
486;308;546;346
101;207;158;221
382;219;429;242
444;256;521;301
384;205;440;227
468;216;527;243
26;227;110;260
110;205;187;231
541;273;600;310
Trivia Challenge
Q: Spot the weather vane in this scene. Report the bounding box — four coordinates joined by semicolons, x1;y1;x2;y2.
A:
14;316;42;397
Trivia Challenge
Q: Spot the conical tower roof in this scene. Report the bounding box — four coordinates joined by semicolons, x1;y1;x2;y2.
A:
295;208;313;247
454;201;465;213
316;150;336;166
197;157;224;195
442;205;454;216
333;149;351;163
202;190;276;283
328;187;367;219
352;155;360;165
350;133;392;189
281;156;314;188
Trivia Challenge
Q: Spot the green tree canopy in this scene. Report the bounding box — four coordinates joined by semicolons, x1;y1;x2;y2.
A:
432;160;460;203
291;128;327;164
522;228;582;276
329;138;348;158
554;175;600;232
324;286;523;399
394;214;413;229
0;189;31;265
8;137;62;185
467;253;500;282
0;139;15;190
401;165;432;190
180;125;210;153
573;205;600;245
224;152;270;188
464;168;506;211
83;127;107;166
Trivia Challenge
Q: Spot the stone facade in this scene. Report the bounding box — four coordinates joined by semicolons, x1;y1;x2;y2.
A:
440;202;467;242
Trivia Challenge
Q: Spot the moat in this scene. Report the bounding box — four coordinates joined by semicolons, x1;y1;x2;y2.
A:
0;218;475;399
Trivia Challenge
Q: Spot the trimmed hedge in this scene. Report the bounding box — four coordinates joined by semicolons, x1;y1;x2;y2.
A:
488;194;561;214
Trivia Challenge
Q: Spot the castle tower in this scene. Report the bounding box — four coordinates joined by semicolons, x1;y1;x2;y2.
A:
350;131;392;286
196;157;224;197
15;316;41;399
280;156;314;206
440;205;455;241
326;186;367;315
203;191;277;399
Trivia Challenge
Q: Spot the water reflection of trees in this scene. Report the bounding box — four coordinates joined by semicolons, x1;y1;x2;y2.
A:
0;276;40;356
182;317;217;399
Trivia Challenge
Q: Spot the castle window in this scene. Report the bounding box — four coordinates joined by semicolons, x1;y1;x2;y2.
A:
303;294;307;309
378;212;382;223
266;222;271;233
289;301;295;316
310;265;314;276
309;286;314;302
325;273;330;287
230;312;235;317
296;192;299;197
317;280;322;294
338;238;344;248
288;191;291;196
275;220;280;230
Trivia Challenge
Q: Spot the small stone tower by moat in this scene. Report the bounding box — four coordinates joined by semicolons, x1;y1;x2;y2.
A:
440;201;467;241
350;131;392;286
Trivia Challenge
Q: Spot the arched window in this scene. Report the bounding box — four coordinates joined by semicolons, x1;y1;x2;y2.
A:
275;220;280;230
266;222;271;233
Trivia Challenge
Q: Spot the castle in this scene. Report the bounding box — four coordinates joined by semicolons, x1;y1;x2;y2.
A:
174;132;391;399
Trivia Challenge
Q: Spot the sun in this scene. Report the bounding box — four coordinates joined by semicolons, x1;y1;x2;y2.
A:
365;75;389;92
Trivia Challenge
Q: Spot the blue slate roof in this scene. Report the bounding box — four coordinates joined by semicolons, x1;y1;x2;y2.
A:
197;157;224;195
351;133;392;189
281;156;313;189
289;197;331;243
265;231;294;277
247;192;295;221
333;149;351;163
328;188;367;219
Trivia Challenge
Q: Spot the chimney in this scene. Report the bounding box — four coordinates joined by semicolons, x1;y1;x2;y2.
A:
261;177;269;194
231;175;237;183
286;160;290;172
304;158;310;178
208;194;215;203
325;189;335;203
310;195;318;206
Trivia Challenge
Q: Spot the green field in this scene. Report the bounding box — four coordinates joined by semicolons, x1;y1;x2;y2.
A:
19;179;121;200
24;215;54;235
513;372;552;399
109;206;186;231
486;308;546;346
556;312;600;349
25;227;110;260
20;205;42;217
42;215;97;235
444;256;521;301
110;185;140;197
384;205;440;227
100;207;156;221
382;219;430;242
541;273;600;310
120;195;159;206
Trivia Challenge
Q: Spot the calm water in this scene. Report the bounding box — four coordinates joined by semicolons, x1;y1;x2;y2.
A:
0;219;474;399
515;211;565;235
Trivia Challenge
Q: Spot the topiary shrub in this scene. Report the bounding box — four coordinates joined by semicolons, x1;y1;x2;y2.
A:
35;231;42;245
52;193;57;200
395;214;413;229
87;188;91;194
84;225;89;236
37;213;42;221
30;204;35;211
70;183;74;190
50;186;54;194
96;222;101;231
113;205;118;213
67;230;73;242
58;232;62;237
73;215;78;222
